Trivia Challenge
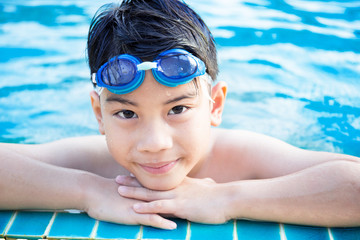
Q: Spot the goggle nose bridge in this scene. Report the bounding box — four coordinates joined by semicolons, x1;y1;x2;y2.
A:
137;61;158;71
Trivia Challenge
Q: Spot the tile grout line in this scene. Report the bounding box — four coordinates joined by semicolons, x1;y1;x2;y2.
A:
138;225;143;240
3;211;17;236
185;220;191;240
43;211;57;238
327;227;334;240
279;223;287;240
90;220;99;239
233;220;238;240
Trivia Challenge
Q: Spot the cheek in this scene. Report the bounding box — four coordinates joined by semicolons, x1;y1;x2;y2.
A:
102;117;133;166
178;110;212;155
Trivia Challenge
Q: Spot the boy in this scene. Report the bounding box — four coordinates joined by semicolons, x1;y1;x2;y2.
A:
1;0;359;230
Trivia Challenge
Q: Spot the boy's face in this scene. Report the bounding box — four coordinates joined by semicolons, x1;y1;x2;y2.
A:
92;71;216;190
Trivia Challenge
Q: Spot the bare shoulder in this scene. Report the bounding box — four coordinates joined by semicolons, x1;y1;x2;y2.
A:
210;128;359;180
204;128;263;181
3;135;127;178
209;128;277;179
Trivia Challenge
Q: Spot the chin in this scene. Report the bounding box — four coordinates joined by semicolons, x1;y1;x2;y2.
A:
140;177;182;191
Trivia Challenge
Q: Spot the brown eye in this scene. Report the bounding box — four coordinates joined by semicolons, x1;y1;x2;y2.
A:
116;110;138;119
169;106;188;115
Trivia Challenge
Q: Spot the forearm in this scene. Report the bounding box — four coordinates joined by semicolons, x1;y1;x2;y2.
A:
0;146;179;229
225;161;360;227
0;148;97;211
1;138;123;178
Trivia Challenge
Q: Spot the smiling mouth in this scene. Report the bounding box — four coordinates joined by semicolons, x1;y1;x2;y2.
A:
139;159;179;174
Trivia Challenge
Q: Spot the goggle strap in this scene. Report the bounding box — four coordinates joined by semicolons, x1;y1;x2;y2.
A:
96;87;104;96
91;73;104;96
201;73;215;104
204;73;212;85
137;62;158;71
208;96;215;104
91;73;97;84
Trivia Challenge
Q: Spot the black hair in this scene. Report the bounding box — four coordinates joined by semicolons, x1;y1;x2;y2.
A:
87;0;218;82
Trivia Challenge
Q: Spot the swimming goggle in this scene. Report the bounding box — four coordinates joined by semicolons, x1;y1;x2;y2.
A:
91;49;206;95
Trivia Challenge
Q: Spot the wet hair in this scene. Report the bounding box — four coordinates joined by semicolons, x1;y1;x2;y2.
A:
87;0;218;82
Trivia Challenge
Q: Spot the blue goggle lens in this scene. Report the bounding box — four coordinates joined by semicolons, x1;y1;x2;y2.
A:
101;59;136;85
159;54;197;79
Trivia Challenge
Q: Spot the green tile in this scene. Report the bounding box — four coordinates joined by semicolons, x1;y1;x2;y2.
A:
48;212;96;239
95;221;141;239
6;211;54;239
189;221;234;240
0;211;14;237
237;220;280;240
284;224;329;240
331;227;360;240
142;218;188;240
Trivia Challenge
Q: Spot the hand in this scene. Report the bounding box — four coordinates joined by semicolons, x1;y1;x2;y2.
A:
116;176;231;224
81;174;177;229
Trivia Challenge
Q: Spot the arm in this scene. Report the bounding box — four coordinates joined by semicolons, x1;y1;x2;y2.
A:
117;161;360;227
225;160;360;226
0;146;89;210
214;129;360;225
0;138;176;229
209;129;360;181
3;135;124;178
116;129;360;227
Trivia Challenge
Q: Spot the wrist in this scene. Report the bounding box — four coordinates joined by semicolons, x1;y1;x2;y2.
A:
221;181;254;221
75;171;104;212
217;182;242;221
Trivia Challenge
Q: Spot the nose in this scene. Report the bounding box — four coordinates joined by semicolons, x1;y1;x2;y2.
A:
136;119;173;153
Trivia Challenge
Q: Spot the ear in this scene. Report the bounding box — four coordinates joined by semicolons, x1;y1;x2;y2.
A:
210;81;227;126
90;91;105;135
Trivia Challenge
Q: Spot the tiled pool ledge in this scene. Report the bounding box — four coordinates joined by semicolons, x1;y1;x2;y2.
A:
0;211;359;240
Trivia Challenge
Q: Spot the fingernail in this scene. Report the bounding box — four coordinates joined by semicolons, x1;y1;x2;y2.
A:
133;203;141;210
118;186;127;194
168;221;177;229
115;175;123;183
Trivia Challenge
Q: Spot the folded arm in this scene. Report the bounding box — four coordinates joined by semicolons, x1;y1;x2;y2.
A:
0;137;176;229
0;146;88;210
220;129;360;226
117;160;360;227
3;135;123;178
227;160;360;226
117;129;360;227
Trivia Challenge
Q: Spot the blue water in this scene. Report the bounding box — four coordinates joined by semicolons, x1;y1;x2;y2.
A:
0;0;359;157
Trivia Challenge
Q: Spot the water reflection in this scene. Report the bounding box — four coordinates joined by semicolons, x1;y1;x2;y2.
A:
305;96;360;157
0;0;359;156
0;4;87;26
216;26;360;52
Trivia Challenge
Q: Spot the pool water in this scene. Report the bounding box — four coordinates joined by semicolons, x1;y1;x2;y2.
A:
0;0;359;157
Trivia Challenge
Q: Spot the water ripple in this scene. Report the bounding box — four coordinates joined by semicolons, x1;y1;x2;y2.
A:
0;0;359;153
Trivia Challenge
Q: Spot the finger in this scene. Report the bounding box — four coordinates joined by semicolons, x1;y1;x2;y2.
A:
136;213;177;230
115;175;142;187
118;186;172;201
133;200;175;215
